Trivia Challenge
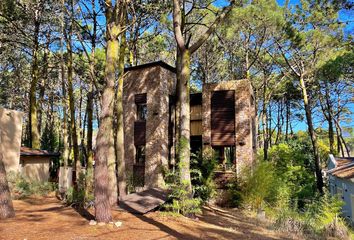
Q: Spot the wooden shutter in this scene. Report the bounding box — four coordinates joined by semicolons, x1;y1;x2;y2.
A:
211;90;235;146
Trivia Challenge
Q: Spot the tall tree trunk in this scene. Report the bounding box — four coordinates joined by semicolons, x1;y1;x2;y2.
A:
104;32;118;206
262;104;268;160
66;0;80;183
285;98;290;142
268;103;272;147
172;0;233;195
324;82;335;154
29;16;41;149
262;75;269;160
0;154;15;219
38;31;51;137
95;0;125;213
177;49;192;192
115;15;127;198
85;0;97;198
86;90;94;196
60;0;69;193
299;76;323;193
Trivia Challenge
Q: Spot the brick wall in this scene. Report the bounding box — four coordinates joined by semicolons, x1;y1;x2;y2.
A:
123;65;176;188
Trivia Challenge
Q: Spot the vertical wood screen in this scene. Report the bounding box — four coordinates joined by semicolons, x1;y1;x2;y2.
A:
211;90;235;146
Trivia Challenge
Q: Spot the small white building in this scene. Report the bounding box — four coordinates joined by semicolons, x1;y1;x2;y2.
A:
327;154;354;223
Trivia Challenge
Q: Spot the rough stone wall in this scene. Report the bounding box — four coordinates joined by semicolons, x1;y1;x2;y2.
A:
0;108;23;173
123;66;176;189
202;80;255;172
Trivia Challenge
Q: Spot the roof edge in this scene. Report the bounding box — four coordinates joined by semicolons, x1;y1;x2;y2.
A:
124;61;176;73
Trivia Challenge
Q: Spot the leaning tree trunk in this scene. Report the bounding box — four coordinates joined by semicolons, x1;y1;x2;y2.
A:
0;155;15;219
299;76;324;193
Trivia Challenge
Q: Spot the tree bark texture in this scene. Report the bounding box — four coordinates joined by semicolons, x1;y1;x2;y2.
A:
299;76;324;193
116;15;127;198
29;16;41;149
0;154;15;219
66;0;80;183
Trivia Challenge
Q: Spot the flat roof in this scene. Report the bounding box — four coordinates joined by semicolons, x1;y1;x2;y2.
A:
20;147;60;157
124;61;176;73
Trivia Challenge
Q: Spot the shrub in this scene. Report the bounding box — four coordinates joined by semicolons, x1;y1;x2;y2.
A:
240;161;281;210
164;182;202;216
273;191;350;239
65;172;93;207
7;172;56;198
190;149;217;202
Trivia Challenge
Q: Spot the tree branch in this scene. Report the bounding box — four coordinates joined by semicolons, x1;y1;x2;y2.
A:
189;1;235;54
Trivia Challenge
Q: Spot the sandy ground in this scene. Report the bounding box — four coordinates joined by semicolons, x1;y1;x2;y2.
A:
0;196;294;240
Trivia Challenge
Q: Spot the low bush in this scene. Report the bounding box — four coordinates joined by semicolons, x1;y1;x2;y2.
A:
190;149;217;202
164;182;202;216
7;172;56;198
65;172;94;207
163;149;218;217
273;191;350;239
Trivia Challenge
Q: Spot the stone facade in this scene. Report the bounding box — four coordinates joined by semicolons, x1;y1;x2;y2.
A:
123;62;256;189
123;62;176;188
202;80;256;173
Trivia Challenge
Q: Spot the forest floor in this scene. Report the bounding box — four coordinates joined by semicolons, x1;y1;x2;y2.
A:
0;195;295;240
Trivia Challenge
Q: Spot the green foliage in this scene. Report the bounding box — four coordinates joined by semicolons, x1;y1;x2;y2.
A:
163;149;218;217
273;191;350;239
126;171;145;193
7;172;56;198
65;172;93;207
164;182;202;216
240;162;282;210
190;149;217;202
265;139;316;207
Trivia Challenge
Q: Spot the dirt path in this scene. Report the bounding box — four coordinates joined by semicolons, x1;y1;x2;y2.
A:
0;196;293;240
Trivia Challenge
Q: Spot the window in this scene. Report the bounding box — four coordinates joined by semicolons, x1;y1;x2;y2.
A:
213;146;235;170
137;103;147;121
135;145;145;164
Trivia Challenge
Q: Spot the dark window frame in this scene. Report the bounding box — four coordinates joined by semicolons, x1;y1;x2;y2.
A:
135;145;146;165
136;103;147;121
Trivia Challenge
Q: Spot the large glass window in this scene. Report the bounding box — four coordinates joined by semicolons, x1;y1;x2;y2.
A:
135;145;145;164
213;146;235;170
137;103;147;121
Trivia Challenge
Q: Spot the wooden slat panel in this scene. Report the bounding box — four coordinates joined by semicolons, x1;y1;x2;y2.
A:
211;90;235;146
190;105;202;120
211;133;235;146
135;93;147;104
191;120;202;136
134;121;146;145
210;122;235;132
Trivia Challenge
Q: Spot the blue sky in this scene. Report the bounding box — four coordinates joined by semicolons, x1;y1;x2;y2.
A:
214;0;353;132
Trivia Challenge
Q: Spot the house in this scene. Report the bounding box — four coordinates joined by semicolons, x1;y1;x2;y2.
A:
123;61;256;189
20;147;59;182
327;154;354;222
